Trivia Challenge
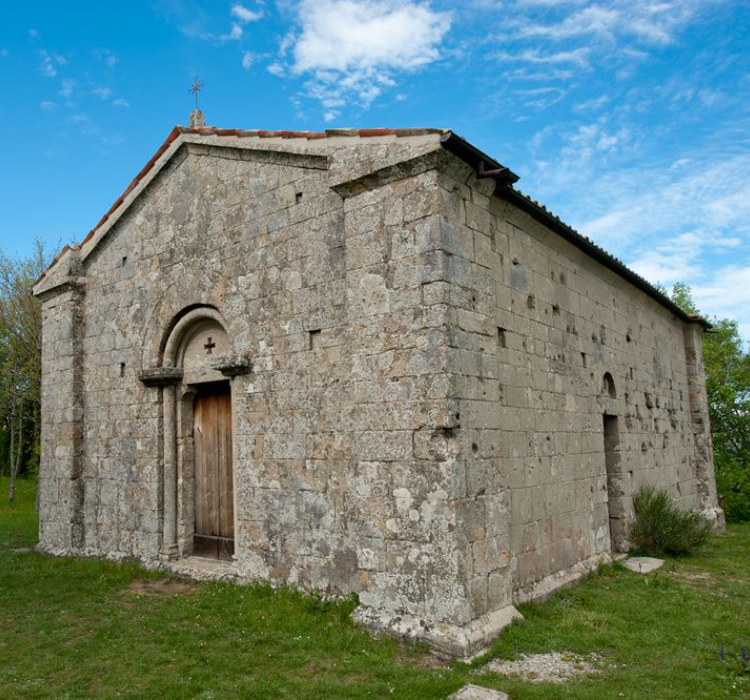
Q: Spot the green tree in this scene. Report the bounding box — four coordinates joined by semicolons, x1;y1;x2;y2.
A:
0;240;53;502
668;284;750;522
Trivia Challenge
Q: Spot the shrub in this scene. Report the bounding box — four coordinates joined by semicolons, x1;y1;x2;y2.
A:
630;485;711;556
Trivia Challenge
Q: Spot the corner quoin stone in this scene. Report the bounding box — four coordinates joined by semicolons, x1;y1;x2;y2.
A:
32;125;724;659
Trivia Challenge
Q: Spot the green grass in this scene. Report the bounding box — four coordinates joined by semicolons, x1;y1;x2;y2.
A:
1;476;749;699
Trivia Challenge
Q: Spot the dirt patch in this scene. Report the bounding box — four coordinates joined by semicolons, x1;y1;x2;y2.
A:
484;652;604;683
397;641;449;670
673;570;714;583
123;578;198;596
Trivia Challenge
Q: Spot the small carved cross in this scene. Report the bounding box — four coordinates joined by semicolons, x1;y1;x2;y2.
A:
189;77;204;110
204;337;216;355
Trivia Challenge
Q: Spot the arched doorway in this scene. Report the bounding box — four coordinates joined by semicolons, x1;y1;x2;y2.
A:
600;371;627;552
172;313;235;560
140;306;249;562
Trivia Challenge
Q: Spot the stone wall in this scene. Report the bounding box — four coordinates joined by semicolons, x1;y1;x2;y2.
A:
436;157;721;602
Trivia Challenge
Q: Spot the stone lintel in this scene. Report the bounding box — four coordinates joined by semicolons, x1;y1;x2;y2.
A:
211;353;252;377
138;367;184;387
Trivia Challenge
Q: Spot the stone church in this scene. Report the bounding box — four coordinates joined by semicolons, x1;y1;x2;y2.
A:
34;116;724;658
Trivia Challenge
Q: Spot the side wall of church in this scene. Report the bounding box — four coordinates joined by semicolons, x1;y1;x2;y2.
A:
438;158;718;601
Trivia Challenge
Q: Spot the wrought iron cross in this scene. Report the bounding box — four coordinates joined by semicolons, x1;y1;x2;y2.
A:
204;337;216;355
189;77;204;110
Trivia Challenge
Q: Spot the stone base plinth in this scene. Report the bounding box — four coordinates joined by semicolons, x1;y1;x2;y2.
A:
352;604;523;661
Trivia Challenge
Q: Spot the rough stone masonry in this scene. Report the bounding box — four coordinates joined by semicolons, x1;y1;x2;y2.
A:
33;122;724;659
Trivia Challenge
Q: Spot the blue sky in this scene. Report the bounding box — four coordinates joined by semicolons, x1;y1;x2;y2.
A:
1;1;749;338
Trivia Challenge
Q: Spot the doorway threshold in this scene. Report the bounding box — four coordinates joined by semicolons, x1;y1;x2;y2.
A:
164;555;240;583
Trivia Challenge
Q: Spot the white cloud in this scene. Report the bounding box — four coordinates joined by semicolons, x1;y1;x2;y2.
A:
59;78;75;98
220;3;263;41
276;0;450;117
93;87;113;100
28;29;39;39
293;0;450;73
231;4;262;23
112;98;130;107
39;50;57;77
222;23;244;41
242;51;255;69
40;101;56;110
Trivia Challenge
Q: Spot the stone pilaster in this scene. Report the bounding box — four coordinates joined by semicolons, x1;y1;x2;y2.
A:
37;281;86;554
683;324;725;531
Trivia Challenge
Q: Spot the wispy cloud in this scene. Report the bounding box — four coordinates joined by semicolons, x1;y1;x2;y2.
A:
495;47;590;67
39;101;56;111
59;78;75;98
506;0;710;46
39;50;60;77
242;51;255;69
92;48;118;68
92;86;113;100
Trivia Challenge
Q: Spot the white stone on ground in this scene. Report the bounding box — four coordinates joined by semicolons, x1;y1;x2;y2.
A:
449;684;508;699
622;556;665;574
485;652;602;683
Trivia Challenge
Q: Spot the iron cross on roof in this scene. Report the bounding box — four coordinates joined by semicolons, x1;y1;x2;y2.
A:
189;77;204;110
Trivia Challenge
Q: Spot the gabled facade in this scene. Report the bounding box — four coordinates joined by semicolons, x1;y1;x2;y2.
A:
34;124;724;658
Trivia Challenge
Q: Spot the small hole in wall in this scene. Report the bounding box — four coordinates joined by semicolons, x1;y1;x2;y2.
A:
552;304;560;315
630;367;634;380
560;272;566;285
295;192;303;204
121;256;128;266
497;327;507;348
581;352;587;368
527;294;535;309
119;363;126;378
471;443;479;454
626;332;632;343
512;257;520;266
309;328;322;350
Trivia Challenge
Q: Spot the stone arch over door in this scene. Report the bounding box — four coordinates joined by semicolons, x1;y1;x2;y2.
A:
139;305;251;560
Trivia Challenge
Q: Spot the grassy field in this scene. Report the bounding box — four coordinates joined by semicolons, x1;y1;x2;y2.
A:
1;476;748;699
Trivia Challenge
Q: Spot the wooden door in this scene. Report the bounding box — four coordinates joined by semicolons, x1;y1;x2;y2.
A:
193;382;234;560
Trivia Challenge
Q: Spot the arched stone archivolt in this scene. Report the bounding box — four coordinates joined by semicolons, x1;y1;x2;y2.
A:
602;372;616;399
